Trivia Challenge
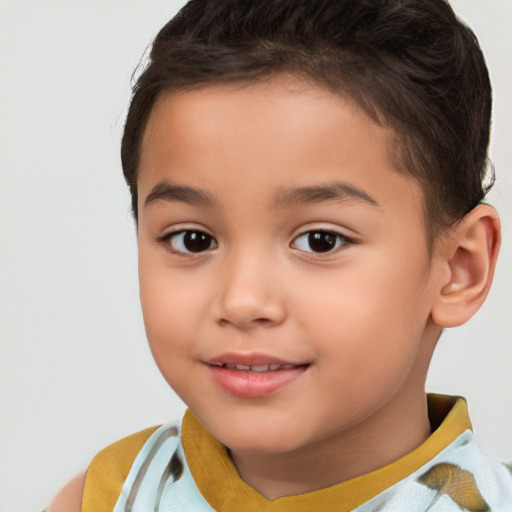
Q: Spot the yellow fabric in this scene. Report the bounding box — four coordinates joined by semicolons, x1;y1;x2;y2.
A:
80;394;471;512
182;394;472;512
81;426;159;512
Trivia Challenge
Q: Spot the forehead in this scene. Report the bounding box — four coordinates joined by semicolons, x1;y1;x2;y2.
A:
141;76;389;161
137;76;424;221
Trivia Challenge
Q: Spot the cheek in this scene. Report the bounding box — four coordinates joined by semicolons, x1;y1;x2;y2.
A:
139;275;201;396
138;255;203;360
291;253;431;369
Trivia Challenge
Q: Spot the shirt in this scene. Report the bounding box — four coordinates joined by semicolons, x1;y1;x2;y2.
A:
82;394;512;511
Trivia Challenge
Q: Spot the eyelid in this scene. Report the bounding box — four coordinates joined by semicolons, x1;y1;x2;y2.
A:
291;223;356;242
158;222;214;237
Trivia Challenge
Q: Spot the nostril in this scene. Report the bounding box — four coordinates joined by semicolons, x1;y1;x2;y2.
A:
254;317;273;324
218;316;272;328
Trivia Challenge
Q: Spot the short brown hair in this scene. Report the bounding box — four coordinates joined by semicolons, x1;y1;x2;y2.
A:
121;0;493;242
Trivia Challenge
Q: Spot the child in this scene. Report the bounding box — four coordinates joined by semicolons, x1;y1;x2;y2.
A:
48;0;511;510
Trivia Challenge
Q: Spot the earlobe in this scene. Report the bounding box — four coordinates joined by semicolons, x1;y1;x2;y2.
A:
431;204;501;328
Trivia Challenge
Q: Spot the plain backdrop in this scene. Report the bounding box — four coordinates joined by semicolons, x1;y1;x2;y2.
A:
0;1;511;511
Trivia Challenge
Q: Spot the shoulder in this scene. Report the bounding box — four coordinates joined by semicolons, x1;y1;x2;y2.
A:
46;471;86;512
82;425;161;512
86;425;161;478
46;426;160;512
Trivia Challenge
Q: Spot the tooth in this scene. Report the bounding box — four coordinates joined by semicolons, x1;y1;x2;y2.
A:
269;364;281;371
210;362;223;367
250;365;269;372
236;364;250;370
225;363;236;369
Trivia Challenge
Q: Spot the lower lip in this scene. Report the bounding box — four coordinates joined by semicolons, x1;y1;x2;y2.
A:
208;365;307;398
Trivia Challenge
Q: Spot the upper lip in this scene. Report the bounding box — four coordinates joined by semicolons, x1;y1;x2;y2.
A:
206;352;305;367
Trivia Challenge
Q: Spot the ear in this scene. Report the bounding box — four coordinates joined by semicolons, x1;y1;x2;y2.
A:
431;204;501;328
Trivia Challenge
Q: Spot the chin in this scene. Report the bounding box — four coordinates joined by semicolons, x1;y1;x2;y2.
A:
208;419;309;456
225;434;301;456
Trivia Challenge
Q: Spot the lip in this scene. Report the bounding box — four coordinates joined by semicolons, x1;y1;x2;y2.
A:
206;352;309;398
207;351;300;367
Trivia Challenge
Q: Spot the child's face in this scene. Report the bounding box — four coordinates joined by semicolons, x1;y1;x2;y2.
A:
137;76;444;456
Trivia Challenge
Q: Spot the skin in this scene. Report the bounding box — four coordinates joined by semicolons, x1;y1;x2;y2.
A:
48;75;500;508
46;470;86;512
137;76;452;497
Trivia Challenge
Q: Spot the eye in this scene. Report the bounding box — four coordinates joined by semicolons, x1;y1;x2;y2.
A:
292;230;348;254
163;230;217;254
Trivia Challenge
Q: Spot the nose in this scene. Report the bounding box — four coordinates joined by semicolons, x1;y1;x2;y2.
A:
213;252;286;330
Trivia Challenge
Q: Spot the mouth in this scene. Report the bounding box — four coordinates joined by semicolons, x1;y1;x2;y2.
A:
206;354;309;398
208;362;299;372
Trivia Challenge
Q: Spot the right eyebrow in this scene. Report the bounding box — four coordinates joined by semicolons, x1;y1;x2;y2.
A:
271;181;380;209
144;180;218;208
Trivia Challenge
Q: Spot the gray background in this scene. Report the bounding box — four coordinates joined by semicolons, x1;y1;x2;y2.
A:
1;1;511;510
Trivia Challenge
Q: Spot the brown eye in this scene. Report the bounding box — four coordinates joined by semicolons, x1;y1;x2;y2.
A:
293;230;347;253
167;230;217;253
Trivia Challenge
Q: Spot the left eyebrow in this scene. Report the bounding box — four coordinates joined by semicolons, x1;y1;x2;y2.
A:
144;180;218;208
271;181;380;209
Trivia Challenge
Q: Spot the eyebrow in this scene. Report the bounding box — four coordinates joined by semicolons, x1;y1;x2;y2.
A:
144;179;380;210
144;181;218;208
271;182;380;208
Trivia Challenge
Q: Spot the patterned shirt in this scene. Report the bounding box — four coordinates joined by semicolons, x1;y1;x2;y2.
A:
82;395;512;511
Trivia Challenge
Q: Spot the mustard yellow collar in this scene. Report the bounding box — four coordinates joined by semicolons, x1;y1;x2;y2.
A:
181;394;472;512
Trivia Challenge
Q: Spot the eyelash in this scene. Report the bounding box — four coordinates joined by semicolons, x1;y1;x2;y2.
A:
157;228;352;256
291;229;351;255
158;230;218;255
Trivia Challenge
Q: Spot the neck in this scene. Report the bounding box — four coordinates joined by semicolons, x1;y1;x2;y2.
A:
229;388;431;499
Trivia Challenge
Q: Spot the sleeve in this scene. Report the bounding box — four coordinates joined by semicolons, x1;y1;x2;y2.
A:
81;426;160;512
